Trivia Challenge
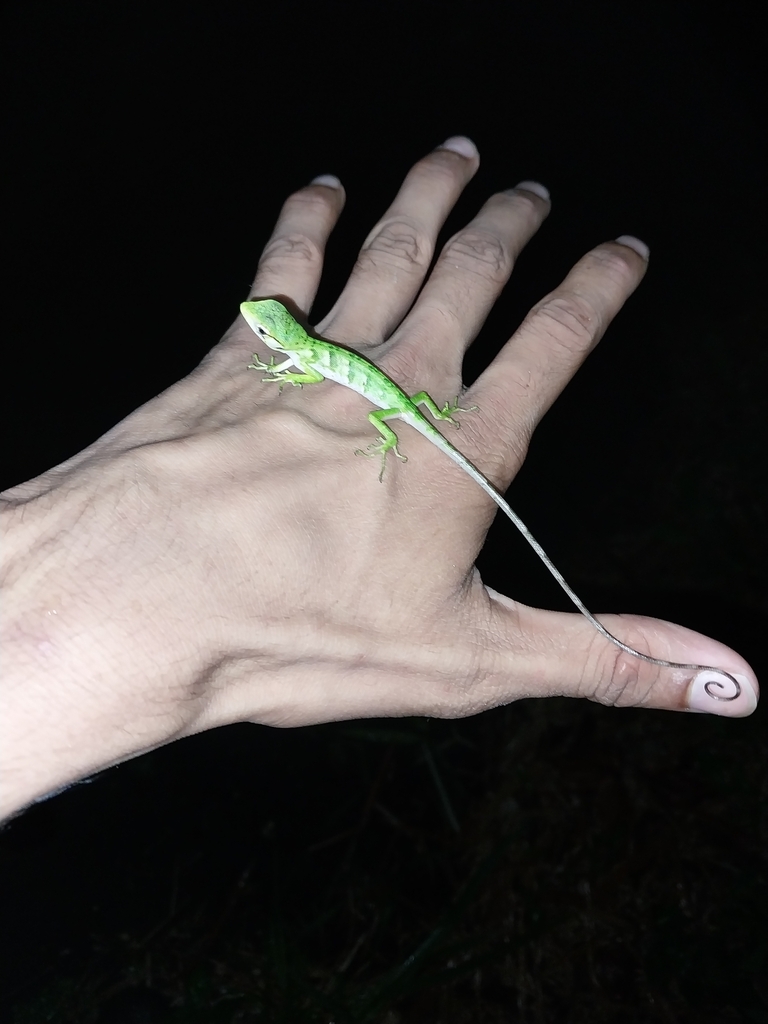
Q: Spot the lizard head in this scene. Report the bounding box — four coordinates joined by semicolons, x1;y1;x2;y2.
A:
240;299;302;351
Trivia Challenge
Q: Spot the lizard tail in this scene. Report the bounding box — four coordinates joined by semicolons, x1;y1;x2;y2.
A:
413;421;741;702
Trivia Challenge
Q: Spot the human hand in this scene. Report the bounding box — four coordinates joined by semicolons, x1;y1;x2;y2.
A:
0;137;757;818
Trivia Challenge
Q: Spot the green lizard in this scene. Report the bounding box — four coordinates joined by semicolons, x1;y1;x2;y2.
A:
241;298;740;702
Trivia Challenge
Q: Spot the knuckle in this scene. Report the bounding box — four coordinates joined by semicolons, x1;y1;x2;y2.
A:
527;293;601;352
287;186;338;215
504;189;541;213
586;245;640;284
440;230;510;284
357;218;432;273
414;149;472;184
586;624;663;708
259;231;323;272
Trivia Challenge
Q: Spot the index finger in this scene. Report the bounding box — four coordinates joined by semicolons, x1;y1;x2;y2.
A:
469;237;650;486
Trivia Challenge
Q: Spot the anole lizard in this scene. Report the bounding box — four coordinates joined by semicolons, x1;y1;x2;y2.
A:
241;298;740;702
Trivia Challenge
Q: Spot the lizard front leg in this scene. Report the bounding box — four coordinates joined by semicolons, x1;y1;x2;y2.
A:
248;354;294;373
248;357;324;391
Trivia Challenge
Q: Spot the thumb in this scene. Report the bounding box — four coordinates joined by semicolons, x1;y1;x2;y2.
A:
485;588;758;717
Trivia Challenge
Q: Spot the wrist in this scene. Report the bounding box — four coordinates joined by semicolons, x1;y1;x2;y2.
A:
0;473;203;819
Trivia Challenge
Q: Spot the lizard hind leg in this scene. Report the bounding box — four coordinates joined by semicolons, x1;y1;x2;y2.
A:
249;360;325;394
411;391;478;427
355;412;408;482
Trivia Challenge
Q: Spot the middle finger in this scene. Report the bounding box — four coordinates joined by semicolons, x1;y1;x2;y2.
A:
319;137;480;346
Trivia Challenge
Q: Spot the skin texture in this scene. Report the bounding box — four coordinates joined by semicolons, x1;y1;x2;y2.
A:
240;298;745;701
0;138;758;820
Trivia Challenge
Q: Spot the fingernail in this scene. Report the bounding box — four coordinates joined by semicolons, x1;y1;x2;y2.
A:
309;174;342;188
438;136;478;159
509;180;550;202
688;671;757;717
615;235;650;260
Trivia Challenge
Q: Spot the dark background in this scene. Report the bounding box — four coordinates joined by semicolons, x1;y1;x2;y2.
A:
1;0;766;1021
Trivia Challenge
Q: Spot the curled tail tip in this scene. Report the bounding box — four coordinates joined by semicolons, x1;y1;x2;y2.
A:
700;670;741;702
689;668;757;716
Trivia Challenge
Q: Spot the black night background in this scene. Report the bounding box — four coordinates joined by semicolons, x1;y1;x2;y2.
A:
2;1;765;1020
